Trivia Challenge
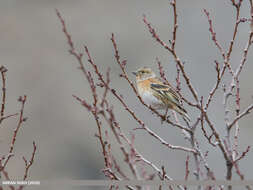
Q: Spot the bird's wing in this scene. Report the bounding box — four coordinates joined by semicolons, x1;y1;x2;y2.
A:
150;82;181;105
149;78;189;117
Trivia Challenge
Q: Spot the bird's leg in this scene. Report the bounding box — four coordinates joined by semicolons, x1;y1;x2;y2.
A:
164;106;169;118
161;107;169;124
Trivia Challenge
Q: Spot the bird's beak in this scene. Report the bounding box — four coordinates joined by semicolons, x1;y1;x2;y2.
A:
132;71;137;76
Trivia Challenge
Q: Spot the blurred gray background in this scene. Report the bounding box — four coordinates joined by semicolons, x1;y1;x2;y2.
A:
0;0;253;190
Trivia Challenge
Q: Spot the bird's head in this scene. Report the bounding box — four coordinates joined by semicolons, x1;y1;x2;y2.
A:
132;67;156;81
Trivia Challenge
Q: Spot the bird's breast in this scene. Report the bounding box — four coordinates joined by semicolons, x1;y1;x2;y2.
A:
138;86;165;109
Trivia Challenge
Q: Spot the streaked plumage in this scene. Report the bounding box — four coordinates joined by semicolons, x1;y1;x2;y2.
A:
132;67;190;121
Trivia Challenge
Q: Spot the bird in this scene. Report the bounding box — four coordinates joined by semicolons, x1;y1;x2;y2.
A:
132;67;190;121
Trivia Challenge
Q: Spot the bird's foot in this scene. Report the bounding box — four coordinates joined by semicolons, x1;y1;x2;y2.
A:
160;114;170;124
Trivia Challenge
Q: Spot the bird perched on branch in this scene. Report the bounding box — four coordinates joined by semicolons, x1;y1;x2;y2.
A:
132;67;190;121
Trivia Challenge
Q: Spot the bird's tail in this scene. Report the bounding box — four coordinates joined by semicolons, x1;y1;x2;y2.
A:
174;104;191;122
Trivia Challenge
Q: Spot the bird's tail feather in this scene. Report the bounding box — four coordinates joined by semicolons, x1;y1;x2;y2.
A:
174;105;191;122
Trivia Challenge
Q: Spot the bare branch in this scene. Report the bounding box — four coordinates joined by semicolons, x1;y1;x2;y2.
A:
73;95;109;167
205;60;226;110
228;104;253;130
171;0;178;50
2;95;27;170
234;146;251;163
184;155;190;190
17;142;37;190
0;66;7;123
134;127;197;154
156;57;169;85
203;9;226;60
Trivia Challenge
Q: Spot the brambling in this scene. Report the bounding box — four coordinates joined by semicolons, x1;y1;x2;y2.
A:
132;67;190;121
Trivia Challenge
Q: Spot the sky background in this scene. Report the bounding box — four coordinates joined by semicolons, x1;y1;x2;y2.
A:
0;0;253;190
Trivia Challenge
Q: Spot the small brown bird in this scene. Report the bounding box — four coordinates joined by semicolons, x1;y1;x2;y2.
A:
132;67;190;121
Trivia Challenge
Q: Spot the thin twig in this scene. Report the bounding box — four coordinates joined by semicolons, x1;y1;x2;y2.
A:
184;155;190;190
2;95;27;170
228;104;253;130
18;141;37;190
